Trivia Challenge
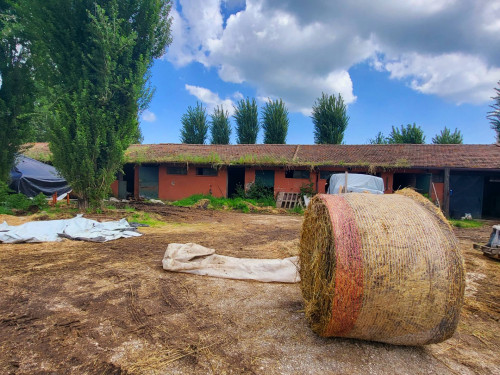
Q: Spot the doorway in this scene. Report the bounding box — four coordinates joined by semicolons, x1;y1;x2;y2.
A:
255;169;275;195
227;167;245;198
139;165;159;199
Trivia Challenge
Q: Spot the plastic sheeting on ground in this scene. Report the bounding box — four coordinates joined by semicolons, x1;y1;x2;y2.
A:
162;243;300;283
0;215;142;243
327;173;384;195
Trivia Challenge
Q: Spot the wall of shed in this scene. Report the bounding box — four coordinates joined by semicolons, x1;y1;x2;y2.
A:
274;169;312;195
157;165;227;201
113;165;448;212
111;180;119;197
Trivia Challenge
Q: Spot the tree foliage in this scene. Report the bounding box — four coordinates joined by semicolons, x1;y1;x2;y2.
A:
261;98;289;144
18;0;172;208
0;0;35;182
210;105;231;144
368;132;388;144
312;93;349;144
387;123;426;144
432;127;463;144
180;102;208;144
487;81;500;142
234;97;259;144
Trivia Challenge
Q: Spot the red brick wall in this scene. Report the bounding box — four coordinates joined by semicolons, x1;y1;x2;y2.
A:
158;165;227;201
380;172;394;194
110;180;119;197
274;169;315;195
431;182;444;205
244;167;255;191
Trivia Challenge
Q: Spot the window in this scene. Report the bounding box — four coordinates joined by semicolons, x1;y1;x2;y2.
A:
167;166;187;175
319;171;334;180
285;170;310;179
196;167;218;176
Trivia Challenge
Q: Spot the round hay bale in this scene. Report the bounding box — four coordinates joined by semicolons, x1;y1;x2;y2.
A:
299;190;465;345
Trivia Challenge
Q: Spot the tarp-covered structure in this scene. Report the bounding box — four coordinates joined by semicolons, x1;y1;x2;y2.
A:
327;173;384;195
9;155;71;197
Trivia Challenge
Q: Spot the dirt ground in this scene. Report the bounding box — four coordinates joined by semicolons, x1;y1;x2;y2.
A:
0;205;499;375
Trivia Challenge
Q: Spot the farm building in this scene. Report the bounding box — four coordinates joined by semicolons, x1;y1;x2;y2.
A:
24;143;500;219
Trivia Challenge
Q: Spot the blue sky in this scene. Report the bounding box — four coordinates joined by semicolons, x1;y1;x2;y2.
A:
139;0;500;145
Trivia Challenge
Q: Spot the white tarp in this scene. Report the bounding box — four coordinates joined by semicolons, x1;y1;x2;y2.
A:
0;215;142;243
328;173;384;195
162;243;300;283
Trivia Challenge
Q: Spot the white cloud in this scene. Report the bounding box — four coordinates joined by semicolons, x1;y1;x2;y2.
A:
185;84;236;115
382;53;500;104
141;110;157;122
165;0;500;108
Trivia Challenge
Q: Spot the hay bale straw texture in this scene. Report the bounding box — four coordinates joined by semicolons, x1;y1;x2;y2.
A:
299;189;465;346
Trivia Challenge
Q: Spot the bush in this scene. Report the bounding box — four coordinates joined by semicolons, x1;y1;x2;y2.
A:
0;181;48;213
0;181;11;205
242;182;275;203
299;181;315;199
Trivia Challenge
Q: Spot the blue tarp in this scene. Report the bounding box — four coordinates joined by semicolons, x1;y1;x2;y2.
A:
9;155;71;197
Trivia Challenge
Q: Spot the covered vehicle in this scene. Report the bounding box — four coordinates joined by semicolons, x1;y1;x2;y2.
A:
9;155;71;197
327;173;384;195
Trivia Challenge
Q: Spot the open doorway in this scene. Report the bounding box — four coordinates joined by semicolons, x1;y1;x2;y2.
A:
482;174;500;218
227;167;245;198
139;165;159;199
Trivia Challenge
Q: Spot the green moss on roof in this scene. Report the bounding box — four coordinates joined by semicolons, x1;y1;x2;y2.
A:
22;145;53;163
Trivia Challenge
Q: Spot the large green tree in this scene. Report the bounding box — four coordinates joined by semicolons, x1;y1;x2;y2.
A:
0;0;35;182
312;93;349;144
387;123;426;144
487;81;500;142
262;98;289;144
210;105;231;144
180;102;208;144
234;97;259;144
432;127;463;144
18;0;172;208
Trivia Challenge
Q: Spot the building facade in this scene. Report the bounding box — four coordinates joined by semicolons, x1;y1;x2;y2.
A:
25;143;500;219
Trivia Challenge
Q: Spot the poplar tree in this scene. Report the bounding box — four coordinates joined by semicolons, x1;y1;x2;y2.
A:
210;105;231;144
0;0;35;182
234;97;259;144
180;102;208;144
312;93;349;144
18;0;172;208
487;81;500;142
262;98;289;144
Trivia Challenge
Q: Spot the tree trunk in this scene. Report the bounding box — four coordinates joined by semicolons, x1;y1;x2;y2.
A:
77;197;89;211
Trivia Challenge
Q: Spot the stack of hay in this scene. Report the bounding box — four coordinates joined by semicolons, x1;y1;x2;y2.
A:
299;189;465;345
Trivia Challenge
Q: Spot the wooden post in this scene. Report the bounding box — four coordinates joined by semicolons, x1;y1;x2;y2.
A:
344;171;348;194
443;168;450;217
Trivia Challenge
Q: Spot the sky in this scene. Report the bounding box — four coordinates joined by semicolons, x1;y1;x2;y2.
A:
139;0;500;145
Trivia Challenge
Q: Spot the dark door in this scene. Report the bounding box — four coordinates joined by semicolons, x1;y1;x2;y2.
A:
227;167;245;198
255;170;275;195
139;166;159;199
482;175;500;218
449;174;484;219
